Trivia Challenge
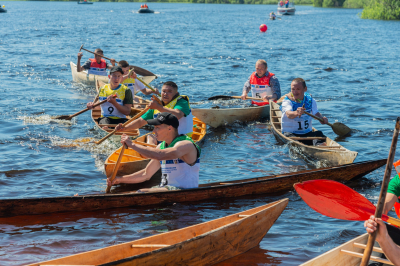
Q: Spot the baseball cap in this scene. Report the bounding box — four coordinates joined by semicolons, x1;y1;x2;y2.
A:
109;66;124;75
147;112;179;129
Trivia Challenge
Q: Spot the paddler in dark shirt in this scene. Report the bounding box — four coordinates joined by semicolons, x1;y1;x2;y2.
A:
107;113;201;192
77;48;116;76
241;59;281;104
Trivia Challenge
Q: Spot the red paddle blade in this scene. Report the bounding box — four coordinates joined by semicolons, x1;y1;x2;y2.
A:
294;180;376;221
395;202;400;218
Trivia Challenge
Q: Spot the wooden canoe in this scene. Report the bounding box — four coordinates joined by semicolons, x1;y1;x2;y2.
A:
192;98;283;128
0;159;385;218
70;61;157;86
104;116;207;178
269;101;358;166
300;233;393;265
27;199;288;266
91;79;152;137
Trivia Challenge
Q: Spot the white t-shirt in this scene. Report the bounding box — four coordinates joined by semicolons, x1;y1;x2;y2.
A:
281;98;319;134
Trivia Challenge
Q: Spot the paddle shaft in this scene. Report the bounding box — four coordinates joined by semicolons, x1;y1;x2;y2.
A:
95;106;150;145
136;77;161;97
106;145;126;193
60;95;116;119
80;47;119;64
361;117;400;266
303;110;333;126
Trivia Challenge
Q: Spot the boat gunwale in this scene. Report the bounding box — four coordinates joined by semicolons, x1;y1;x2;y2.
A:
1;159;385;203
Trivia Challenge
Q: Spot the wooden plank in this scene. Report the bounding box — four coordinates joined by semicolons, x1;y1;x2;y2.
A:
353;243;384;253
131;244;169;248
238;215;250;218
340;250;394;265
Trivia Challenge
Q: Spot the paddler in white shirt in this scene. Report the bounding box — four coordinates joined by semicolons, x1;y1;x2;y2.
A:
281;78;329;146
117;60;160;102
241;59;281;106
107;112;201;192
115;81;194;145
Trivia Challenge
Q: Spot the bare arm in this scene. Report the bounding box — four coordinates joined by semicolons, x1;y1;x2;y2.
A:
241;76;251;100
116;117;147;132
286;107;305;119
108;159;161;186
384;193;398;215
77;52;83;72
314;112;328;124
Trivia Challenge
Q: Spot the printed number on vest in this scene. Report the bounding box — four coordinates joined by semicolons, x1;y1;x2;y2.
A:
108;107;114;115
256;93;261;98
297;120;309;130
161;173;169;187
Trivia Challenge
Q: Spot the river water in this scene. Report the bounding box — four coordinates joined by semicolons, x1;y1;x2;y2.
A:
0;1;400;265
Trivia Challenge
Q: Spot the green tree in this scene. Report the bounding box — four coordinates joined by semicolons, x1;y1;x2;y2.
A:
362;0;400;19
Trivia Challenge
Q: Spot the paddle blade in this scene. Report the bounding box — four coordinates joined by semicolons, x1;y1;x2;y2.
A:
54;115;72;120
294;179;376;221
208;95;233;101
331;122;352;136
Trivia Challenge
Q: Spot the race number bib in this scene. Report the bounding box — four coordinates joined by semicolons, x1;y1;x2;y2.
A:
99;97;125;118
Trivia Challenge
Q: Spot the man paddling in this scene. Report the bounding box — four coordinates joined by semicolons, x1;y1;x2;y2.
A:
77;48;115;76
107;113;201;192
281;78;328;146
87;66;133;125
118;60;159;100
115;81;193;144
241;59;281;104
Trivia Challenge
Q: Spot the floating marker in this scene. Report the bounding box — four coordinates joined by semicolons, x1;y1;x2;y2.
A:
260;24;268;32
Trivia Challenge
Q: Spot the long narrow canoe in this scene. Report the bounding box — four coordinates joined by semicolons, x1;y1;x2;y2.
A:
269;101;358;166
300;233;393;265
192;97;284;128
91;79;150;137
0;159;385;217
70;62;157;85
104;116;207;177
28;199;288;266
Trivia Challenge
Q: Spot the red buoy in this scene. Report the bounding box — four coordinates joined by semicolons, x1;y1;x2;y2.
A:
259;24;268;33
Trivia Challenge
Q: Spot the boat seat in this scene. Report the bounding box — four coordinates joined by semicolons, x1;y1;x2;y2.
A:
340;249;393;265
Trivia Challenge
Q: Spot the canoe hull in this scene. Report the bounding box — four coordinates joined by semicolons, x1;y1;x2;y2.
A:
138;8;154;13
277;7;295;15
28;199;288;266
270;101;358;166
70;61;109;85
192;105;270;128
0;159;385;217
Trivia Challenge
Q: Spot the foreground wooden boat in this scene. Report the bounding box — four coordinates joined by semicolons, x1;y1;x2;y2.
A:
28;199;288;266
0;159;385;217
192;98;283;128
70;62;157;85
270;101;358;166
300;233;393;265
104;116;207;177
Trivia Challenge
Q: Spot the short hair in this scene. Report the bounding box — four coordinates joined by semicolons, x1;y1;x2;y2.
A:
94;48;104;54
118;60;130;68
163;81;178;90
256;59;268;68
292;78;307;88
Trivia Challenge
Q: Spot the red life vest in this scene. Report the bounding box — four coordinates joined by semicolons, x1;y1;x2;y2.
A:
249;72;275;106
88;58;107;76
280;1;283;6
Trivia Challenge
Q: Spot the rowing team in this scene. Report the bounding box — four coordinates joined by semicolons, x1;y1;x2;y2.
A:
77;51;330;192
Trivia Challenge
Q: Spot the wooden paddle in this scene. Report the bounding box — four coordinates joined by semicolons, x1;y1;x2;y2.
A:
55;95;117;120
126;68;160;97
303;110;351;137
208;95;263;101
106;144;126;193
293;179;400;227
360;117;400;266
94;95;161;145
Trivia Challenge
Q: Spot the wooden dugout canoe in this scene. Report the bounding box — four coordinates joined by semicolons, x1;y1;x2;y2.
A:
104;117;207;177
70;62;157;86
192;98;283;128
27;199;288;266
300;233;393;265
269;101;358;166
0;159;385;218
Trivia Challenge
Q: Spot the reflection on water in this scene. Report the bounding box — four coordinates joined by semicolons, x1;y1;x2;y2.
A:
0;1;399;265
